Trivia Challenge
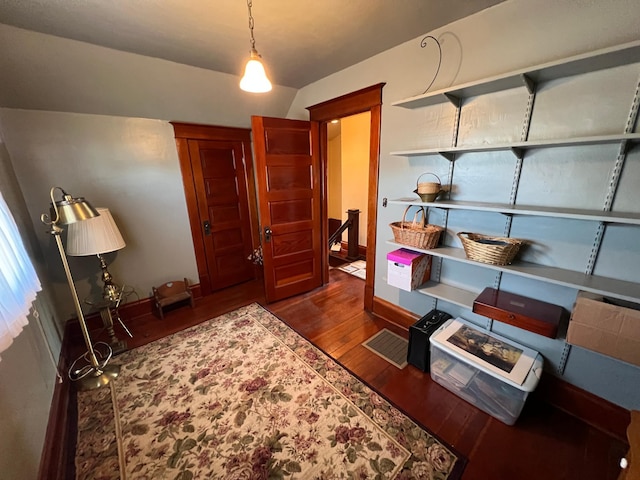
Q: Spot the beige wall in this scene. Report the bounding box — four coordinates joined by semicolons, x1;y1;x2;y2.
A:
327;132;342;220
340;113;370;247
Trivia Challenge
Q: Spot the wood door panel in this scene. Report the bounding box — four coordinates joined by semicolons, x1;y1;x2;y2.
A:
267;165;312;191
216;251;252;272
272;230;313;258
274;259;315;285
200;148;235;176
204;178;239;203
209;205;241;224
270;199;313;224
211;229;244;250
265;128;311;155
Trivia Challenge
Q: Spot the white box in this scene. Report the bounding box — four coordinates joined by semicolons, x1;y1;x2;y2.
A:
386;248;432;291
429;318;543;425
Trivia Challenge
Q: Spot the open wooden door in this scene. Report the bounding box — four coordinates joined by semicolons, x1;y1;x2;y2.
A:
251;116;322;302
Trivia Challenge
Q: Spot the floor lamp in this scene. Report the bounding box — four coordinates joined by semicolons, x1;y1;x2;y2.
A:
66;207;126;302
41;187;120;391
66;207;130;353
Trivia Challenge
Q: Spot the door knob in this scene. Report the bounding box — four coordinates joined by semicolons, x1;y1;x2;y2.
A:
203;220;211;236
264;226;272;242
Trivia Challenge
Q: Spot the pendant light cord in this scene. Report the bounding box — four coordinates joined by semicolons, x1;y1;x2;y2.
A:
246;0;256;50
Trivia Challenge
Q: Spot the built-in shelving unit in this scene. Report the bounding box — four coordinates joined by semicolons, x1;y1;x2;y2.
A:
388;240;640;305
388;199;640;226
390;133;640;159
387;40;640;373
391;40;640;109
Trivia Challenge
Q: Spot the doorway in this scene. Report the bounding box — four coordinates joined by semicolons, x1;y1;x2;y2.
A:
308;83;385;311
326;112;370;274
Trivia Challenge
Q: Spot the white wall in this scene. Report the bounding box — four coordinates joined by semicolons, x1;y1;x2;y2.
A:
288;0;640;409
0;22;300;324
0;23;299;480
0;24;297;127
0;126;58;480
0;110;202;323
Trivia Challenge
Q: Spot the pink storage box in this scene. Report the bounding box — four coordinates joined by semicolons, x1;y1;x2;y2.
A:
387;248;432;291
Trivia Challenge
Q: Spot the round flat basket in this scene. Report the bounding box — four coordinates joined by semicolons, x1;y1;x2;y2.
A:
390;206;444;250
457;232;524;265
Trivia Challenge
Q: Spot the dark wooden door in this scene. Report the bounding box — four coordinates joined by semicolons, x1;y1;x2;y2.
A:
251;116;322;302
172;123;259;295
189;139;254;290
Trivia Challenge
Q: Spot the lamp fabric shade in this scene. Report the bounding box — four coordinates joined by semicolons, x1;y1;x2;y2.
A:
66;208;125;256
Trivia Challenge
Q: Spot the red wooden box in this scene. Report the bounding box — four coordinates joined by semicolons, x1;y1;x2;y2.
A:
472;287;567;338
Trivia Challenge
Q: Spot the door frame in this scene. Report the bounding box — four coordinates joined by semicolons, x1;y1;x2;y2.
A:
306;83;385;311
171;122;261;295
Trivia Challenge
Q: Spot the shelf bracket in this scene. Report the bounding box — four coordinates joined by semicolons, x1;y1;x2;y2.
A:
444;93;460;107
509;147;524;159
520;74;536;95
439;152;456;162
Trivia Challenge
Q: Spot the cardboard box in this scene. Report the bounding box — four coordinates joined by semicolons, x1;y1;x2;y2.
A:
567;291;640;367
387;248;432;291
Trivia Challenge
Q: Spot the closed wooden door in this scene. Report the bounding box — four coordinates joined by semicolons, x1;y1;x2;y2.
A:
172;123;259;295
251;116;322;302
189;139;254;290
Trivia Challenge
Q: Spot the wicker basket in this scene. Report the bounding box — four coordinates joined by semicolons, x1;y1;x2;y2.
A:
413;172;443;202
390;207;444;249
457;232;524;265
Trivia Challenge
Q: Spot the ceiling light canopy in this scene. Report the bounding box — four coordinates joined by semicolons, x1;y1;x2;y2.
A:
240;0;272;93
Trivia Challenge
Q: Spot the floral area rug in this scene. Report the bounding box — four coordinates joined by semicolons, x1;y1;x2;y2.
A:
76;303;465;479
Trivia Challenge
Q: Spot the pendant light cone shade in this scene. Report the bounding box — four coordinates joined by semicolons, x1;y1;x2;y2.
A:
52;195;99;225
66;208;126;256
240;49;272;93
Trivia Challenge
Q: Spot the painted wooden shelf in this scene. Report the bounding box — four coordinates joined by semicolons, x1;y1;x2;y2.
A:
392;40;640;109
388;199;640;226
415;281;477;310
387;240;640;304
390;133;640;159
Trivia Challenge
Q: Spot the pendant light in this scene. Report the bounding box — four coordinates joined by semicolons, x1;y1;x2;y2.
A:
240;0;272;93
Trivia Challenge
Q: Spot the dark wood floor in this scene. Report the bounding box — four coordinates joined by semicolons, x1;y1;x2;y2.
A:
91;268;627;480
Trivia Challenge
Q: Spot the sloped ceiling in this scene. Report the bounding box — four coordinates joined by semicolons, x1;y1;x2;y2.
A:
0;0;506;89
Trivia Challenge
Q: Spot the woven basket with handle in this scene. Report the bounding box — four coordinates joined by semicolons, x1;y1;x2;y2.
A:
457;232;524;265
390;206;444;249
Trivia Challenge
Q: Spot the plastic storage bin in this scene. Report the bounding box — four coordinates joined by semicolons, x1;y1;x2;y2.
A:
429;318;543;425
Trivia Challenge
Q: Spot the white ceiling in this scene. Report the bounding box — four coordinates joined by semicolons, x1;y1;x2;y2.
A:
0;0;506;89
